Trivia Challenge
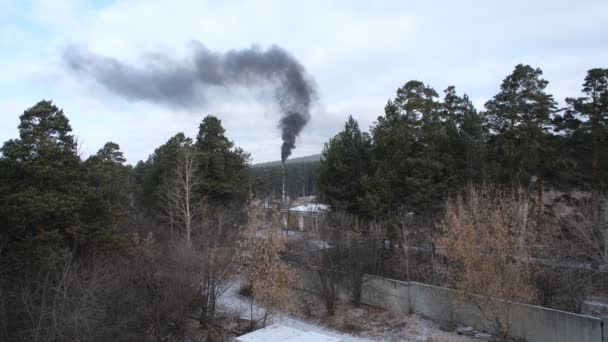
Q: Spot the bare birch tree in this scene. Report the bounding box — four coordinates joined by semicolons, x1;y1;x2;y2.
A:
161;143;200;247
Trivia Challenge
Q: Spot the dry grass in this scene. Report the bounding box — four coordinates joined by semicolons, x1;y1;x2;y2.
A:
289;293;474;342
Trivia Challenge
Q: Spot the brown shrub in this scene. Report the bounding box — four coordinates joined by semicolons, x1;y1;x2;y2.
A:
438;186;539;340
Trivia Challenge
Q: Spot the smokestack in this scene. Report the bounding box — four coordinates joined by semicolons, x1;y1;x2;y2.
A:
63;43;317;162
281;161;286;204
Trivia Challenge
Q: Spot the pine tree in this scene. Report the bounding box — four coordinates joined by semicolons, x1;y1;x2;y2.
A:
442;86;485;188
563;68;608;188
135;133;191;209
484;64;557;186
318;116;373;216
371;81;441;215
415;83;445;217
195;115;250;204
81;142;132;251
94;141;127;163
0;100;85;262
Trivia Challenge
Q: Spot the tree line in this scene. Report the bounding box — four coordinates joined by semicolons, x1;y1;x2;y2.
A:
311;64;608;336
0;63;606;341
318;65;608;220
0;101;252;341
0;101;250;263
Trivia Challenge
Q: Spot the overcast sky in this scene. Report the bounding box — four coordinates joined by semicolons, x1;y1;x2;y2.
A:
1;0;607;164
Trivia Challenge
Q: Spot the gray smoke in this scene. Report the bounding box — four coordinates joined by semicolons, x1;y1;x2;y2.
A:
63;42;316;162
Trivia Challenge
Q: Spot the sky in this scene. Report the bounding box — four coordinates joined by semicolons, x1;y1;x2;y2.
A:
1;0;607;164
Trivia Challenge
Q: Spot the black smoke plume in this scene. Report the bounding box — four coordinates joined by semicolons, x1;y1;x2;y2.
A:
63;42;316;162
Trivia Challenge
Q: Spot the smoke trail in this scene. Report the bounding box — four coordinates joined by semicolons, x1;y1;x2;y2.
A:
63;42;316;161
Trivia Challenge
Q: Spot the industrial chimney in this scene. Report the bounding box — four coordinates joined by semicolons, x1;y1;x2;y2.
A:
281;161;286;204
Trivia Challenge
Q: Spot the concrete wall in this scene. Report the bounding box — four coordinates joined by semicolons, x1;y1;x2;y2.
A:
292;264;606;342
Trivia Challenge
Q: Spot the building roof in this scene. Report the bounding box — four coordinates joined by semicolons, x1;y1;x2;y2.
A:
289;196;317;207
289;203;330;214
236;324;341;342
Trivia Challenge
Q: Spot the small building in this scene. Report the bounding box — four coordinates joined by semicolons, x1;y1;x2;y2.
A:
281;196;330;231
236;324;341;342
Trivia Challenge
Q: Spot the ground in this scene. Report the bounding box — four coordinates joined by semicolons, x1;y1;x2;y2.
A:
217;282;475;342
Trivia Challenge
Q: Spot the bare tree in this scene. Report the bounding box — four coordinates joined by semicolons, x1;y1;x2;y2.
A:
110;230;228;342
195;204;240;323
161;143;200;247
299;213;343;316
297;212;384;312
10;252;110;342
538;194;608;312
438;186;539;340
393;208;443;282
555;194;608;266
395;210;416;283
238;201;297;326
1;203;241;342
340;216;384;307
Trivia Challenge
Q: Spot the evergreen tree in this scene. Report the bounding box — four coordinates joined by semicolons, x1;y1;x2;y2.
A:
82;142;132;251
318;116;373;216
135;133;191;209
484;64;557;186
371;81;441;215
195;115;250;204
442;86;485;188
0;100;85;262
562;68;608;188
415;84;446;217
94;141;127;164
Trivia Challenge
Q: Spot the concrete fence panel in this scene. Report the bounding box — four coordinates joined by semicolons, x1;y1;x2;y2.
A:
290;263;606;342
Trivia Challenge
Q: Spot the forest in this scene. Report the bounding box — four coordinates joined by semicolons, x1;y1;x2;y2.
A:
250;154;320;200
318;65;608;219
0;64;607;341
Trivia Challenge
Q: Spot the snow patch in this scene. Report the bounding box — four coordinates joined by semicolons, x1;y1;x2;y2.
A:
289;203;331;213
236;324;341;342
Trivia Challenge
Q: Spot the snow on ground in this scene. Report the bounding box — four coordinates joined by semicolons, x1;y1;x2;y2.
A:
218;283;373;341
237;324;341;342
218;282;474;342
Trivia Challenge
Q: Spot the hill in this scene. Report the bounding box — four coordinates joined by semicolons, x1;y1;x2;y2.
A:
251;154;321;168
250;154;321;198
